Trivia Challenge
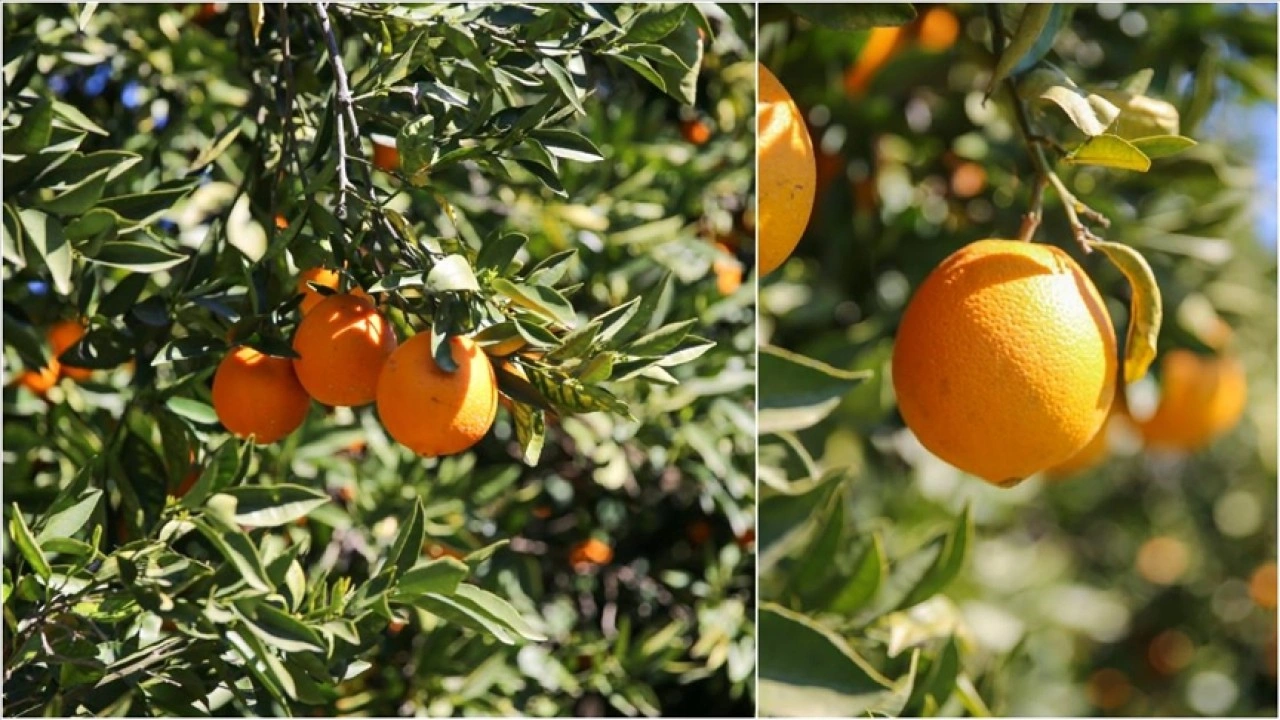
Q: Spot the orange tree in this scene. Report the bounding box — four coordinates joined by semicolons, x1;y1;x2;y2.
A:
3;3;755;715
759;3;1275;716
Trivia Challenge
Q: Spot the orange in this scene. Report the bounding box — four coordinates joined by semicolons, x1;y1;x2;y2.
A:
680;118;711;145
843;26;907;96
292;294;397;407
916;7;960;52
569;538;613;568
376;333;497;457
1138;349;1247;451
1250;563;1277;609
372;137;399;172
49;319;92;382
713;242;744;295
1045;408;1133;479
757;63;815;276
16;365;59;397
296;268;370;315
212;346;312;444
892;239;1117;485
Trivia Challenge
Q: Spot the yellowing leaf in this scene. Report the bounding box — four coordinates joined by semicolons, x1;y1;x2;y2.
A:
1065;134;1151;172
1090;240;1163;382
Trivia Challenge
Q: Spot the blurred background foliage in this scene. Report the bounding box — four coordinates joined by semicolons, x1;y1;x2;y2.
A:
3;2;754;716
759;3;1276;717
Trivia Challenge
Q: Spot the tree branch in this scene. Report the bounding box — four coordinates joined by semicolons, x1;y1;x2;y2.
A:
988;4;1110;251
314;1;360;220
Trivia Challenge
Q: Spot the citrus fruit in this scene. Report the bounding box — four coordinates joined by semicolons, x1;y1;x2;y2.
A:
376;333;497;456
293;293;397;407
372;136;399;172
916;7;960;52
569;538;613;568
680;118;711;145
758;62;815;276
16;364;59;397
212;346;311;444
892;239;1118;485
713;242;744;295
296;268;370;315
843;26;907;95
49;319;92;382
1137;349;1247;451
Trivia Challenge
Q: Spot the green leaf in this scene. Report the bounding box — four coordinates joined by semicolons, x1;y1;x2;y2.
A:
791;489;847;598
36;489;102;543
491;277;577;328
52;99;108;137
626;319;695;356
37;166;110;217
394;557;469;598
228;628;296;701
988;4;1058;96
366;270;424;293
759;471;843;574
18;208;73;296
512;402;546;466
787;3;916;30
221;484;331;528
452;584;546;641
1129;134;1197;159
151;336;225;367
541;58;585;116
8;96;54;153
87;239;189;273
426;254;480;293
194;517;273;593
387;499;426;576
166;397;218;426
759;345;871;434
180;439;242;508
97;182;196;227
530;128;604;163
475;231;527;273
64;207;119;242
234;599;325;654
829;535;886;614
9;504;51;580
1064;133;1152;172
190;124;243;172
1020;68;1120;137
625;3;688;42
758;603;901;717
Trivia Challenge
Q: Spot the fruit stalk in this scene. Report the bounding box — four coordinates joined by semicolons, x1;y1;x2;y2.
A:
988;4;1111;252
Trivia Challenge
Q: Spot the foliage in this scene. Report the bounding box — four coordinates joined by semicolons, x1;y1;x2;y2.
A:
760;3;1276;717
3;2;755;716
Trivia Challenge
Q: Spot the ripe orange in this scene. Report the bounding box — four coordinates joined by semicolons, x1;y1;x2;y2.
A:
843;26;907;96
292;294;397;407
713;242;744;295
569;538;613;568
892;239;1117;485
212;346;312;444
16;365;59;397
758;62;815;276
680;118;711;145
372;137;399;172
49;319;92;382
1251;563;1277;610
376;333;497;457
296;268;370;315
916;7;960;52
1137;349;1247;451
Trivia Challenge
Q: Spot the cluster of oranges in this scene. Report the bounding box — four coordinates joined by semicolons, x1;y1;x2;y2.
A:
890;238;1247;486
13;320;98;397
211;269;501;457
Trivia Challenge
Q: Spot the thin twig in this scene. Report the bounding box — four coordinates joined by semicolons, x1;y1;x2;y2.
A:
1018;175;1047;242
988;4;1110;252
314;1;360;220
